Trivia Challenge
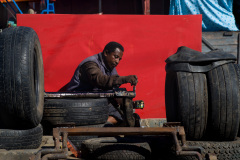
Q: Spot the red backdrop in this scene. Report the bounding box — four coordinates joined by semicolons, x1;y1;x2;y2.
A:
17;14;202;119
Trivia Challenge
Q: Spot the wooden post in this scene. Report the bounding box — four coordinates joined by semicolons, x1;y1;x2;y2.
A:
99;0;102;14
143;0;150;15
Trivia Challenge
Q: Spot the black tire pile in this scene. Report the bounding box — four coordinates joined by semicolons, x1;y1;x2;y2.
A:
0;26;110;152
0;27;44;149
165;53;240;159
42;98;109;150
166;62;240;141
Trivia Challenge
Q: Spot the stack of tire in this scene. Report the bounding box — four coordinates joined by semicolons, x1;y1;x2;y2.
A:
165;46;240;159
42;98;109;150
0;27;44;150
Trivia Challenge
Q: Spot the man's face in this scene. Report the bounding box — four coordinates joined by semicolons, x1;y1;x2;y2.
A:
104;48;123;70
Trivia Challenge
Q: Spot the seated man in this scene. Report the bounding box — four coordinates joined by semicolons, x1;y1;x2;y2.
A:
66;41;138;126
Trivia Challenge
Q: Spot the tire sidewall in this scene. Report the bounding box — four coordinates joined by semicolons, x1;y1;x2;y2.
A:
0;27;44;128
30;32;44;125
20;27;44;126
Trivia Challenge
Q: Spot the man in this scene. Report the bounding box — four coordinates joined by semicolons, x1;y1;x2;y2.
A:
66;41;138;126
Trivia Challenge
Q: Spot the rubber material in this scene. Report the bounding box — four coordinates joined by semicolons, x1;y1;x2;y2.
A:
165;72;179;122
166;46;236;63
152;138;240;160
81;137;151;160
68;124;104;150
165;60;235;73
0;124;43;150
0;27;44;129
42;98;109;126
207;63;240;141
235;64;240;137
178;140;240;160
165;72;208;140
186;140;240;160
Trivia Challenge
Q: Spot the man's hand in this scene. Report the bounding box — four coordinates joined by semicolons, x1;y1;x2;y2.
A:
125;75;138;86
115;75;138;86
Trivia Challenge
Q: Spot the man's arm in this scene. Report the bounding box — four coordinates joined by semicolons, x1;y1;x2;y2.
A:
80;62;138;90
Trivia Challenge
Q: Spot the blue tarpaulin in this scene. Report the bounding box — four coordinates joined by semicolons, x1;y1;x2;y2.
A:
169;0;239;31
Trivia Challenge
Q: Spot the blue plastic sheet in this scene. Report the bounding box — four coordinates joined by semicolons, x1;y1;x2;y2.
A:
169;0;239;31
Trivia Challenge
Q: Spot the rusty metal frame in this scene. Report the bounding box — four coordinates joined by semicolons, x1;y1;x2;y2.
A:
31;126;203;160
44;87;136;99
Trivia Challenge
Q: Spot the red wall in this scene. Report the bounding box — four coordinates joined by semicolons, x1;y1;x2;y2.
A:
17;14;202;119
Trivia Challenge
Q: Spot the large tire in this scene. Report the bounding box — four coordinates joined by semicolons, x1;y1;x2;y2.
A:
150;138;240;160
0;124;43;150
0;27;44;129
81;137;152;160
165;72;208;140
165;72;179;122
68;124;104;150
207;63;240;141
42;98;109;126
185;140;240;160
234;64;240;137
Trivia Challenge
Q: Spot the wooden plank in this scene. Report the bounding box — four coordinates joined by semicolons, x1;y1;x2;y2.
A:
202;31;240;57
143;0;150;15
202;31;240;45
202;45;237;57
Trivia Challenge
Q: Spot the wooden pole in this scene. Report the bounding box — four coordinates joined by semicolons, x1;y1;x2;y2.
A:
99;0;102;14
143;0;150;15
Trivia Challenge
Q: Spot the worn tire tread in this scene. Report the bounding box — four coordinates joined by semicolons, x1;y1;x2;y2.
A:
165;72;208;140
43;98;109;126
0;124;43;150
207;63;239;140
0;27;44;129
81;137;152;160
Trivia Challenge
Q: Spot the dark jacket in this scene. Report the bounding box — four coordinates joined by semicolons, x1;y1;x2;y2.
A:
66;52;120;91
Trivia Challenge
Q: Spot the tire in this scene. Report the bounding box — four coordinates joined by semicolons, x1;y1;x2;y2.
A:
81;137;152;160
68;124;104;150
0;124;43;150
234;64;240;137
165;72;179;122
42;98;109;126
165;72;208;140
0;27;44;129
181;139;240;160
207;63;240;141
151;138;240;160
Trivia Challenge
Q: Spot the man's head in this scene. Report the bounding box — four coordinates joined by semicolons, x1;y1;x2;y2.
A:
102;42;124;70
